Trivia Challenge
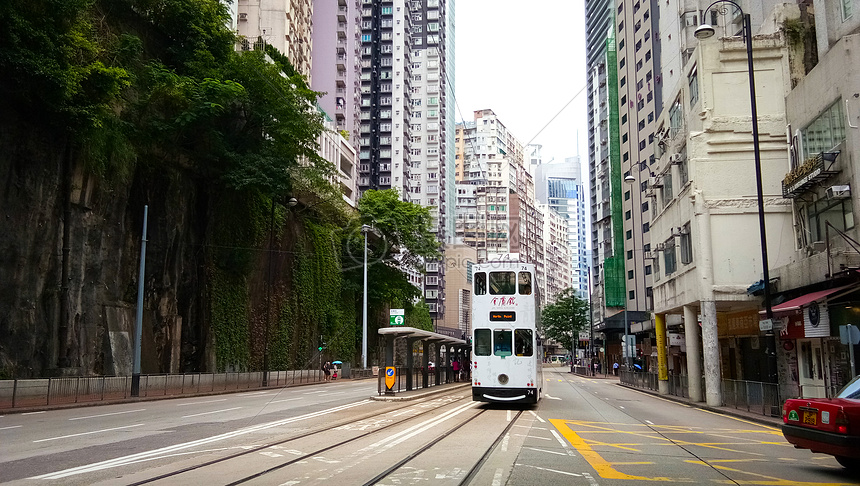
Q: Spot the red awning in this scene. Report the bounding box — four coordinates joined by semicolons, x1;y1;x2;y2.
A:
762;284;857;314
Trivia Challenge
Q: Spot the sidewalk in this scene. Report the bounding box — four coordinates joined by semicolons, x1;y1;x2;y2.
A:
570;370;783;427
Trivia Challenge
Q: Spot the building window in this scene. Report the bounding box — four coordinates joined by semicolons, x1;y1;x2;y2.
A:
629;290;635;300
680;223;693;264
625;210;631;220
625;190;631;200
627;250;633;259
803;197;855;243
689;70;699;106
626;229;632;240
801;100;846;160
642;222;650;233
645;265;652;275
843;0;853;20
664;239;677;275
662;171;674;206
628;270;634;279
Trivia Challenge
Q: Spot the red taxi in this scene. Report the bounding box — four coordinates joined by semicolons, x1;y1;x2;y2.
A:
782;375;860;470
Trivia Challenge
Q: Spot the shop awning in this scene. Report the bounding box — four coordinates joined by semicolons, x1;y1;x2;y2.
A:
761;284;857;314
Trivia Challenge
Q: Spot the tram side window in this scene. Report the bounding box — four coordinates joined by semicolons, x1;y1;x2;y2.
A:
474;329;491;356
518;272;532;295
514;329;533;356
493;329;512;356
474;272;486;295
489;272;516;295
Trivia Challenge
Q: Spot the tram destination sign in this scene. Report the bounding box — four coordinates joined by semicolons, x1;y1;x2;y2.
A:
490;311;516;321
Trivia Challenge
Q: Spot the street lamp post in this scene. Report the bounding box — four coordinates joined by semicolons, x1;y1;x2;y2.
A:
696;2;777;383
361;224;370;370
623;174;638;372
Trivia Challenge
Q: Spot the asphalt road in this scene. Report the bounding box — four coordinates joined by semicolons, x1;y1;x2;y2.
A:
0;367;857;485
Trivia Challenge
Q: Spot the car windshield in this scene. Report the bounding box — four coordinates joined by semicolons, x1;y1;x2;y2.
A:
836;375;860;399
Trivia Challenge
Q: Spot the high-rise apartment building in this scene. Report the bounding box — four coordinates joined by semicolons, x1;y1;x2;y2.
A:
312;0;362;149
236;0;313;80
539;204;572;303
535;155;590;298
358;0;450;323
453;110;545;296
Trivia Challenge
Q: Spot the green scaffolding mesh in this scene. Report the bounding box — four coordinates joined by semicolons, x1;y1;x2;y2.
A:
603;27;625;309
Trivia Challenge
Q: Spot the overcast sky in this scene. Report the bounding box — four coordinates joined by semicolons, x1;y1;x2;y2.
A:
455;0;589;171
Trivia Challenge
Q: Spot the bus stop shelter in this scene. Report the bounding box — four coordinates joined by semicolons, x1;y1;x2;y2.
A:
378;327;469;394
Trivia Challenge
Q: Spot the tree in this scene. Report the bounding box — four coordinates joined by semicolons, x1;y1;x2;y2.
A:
540;288;589;353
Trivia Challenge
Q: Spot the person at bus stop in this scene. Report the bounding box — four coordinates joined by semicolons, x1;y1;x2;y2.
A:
452;358;460;381
322;361;332;382
613;361;619;375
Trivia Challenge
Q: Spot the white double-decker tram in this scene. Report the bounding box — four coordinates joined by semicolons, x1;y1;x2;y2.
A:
471;262;542;404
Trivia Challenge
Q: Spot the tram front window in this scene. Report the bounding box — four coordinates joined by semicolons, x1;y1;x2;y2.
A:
493;330;512;356
514;329;533;356
474;272;486;295
518;272;532;295
489;272;516;295
474;329;491;356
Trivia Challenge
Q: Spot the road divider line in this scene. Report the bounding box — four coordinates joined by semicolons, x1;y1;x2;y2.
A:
33;424;145;443
182;407;243;418
70;409;146;421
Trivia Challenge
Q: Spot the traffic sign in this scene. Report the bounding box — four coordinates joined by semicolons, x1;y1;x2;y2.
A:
390;308;405;326
385;366;396;390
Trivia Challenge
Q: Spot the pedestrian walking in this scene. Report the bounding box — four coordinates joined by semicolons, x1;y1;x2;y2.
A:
452;358;460;382
323;361;332;382
613;361;619;376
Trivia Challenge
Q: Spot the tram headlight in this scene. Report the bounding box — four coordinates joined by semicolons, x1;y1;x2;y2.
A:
498;374;509;385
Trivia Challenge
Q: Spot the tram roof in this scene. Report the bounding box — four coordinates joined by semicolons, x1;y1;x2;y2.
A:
378;327;468;346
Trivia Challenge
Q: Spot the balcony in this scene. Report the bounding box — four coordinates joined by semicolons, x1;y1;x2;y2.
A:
782;151;841;199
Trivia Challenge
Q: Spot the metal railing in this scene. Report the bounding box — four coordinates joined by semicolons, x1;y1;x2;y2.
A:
620;371;782;417
0;369;352;410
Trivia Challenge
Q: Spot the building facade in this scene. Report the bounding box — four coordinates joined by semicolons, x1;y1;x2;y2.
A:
358;0;451;322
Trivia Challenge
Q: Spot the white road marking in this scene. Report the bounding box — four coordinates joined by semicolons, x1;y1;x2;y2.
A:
584;471;599;485
550;429;575;456
0;425;23;431
545;394;561;400
513;424;546;430
260;451;282;458
514;434;551;440
528;411;545;423
182;407;243;418
507;409;512;421
501;433;510;452
33;424;145;443
22;411;45;415
69;409;146;421
645;420;654;425
268;398;302;404
619;406;625;409
33;400;371;479
515;463;583;477
492;467;504;486
176;399;228;407
524;447;569;456
237;391;274;397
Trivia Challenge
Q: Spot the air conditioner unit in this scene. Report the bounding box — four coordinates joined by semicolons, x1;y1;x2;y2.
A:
669;153;683;164
826;184;851;199
238;12;248;20
654;243;666;251
649;177;663;188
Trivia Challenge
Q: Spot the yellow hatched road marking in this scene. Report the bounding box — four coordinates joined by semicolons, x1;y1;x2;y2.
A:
550;418;853;485
549;419;677;481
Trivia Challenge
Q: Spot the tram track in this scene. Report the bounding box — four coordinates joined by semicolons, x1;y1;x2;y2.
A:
119;391;470;485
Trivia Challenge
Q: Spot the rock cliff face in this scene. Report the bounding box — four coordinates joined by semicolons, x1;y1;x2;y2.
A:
0;121;212;378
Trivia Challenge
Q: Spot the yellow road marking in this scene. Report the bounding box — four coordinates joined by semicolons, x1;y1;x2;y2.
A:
549;419;679;481
686;460;855;485
550;418;852;485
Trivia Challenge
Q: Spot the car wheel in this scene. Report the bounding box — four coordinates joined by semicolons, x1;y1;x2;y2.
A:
835;456;860;471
